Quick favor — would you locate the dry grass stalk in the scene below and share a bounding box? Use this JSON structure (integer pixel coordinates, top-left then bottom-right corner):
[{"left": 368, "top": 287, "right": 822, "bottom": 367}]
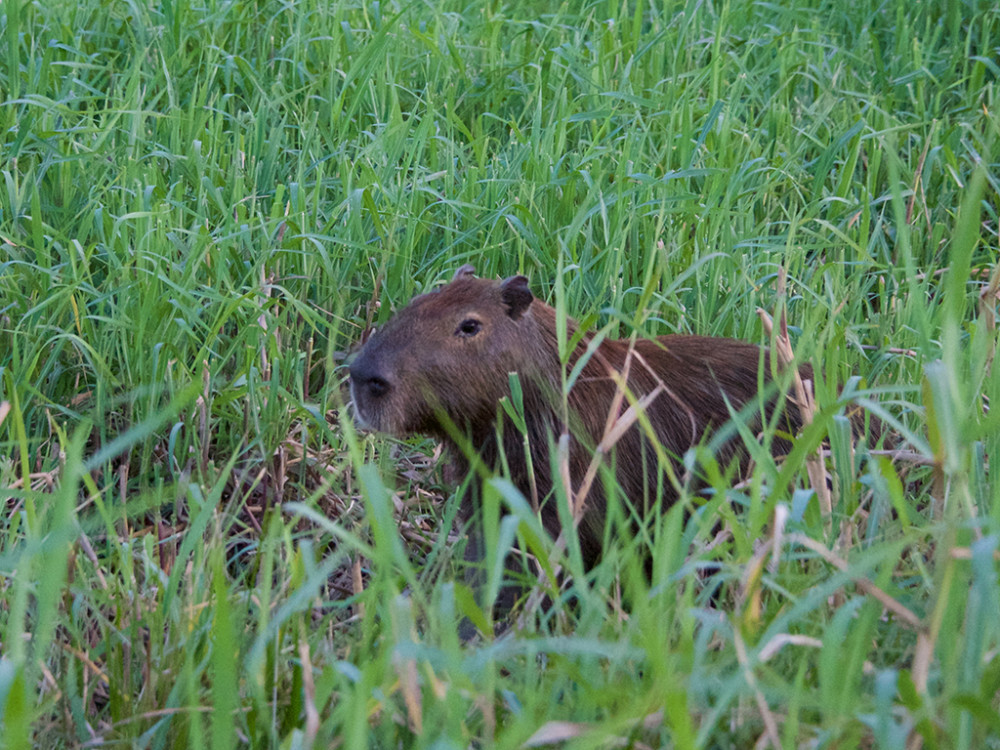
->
[
  {"left": 757, "top": 633, "right": 823, "bottom": 662},
  {"left": 755, "top": 299, "right": 832, "bottom": 532},
  {"left": 351, "top": 555, "right": 365, "bottom": 619},
  {"left": 786, "top": 533, "right": 923, "bottom": 630},
  {"left": 733, "top": 629, "right": 782, "bottom": 749},
  {"left": 199, "top": 359, "right": 210, "bottom": 475},
  {"left": 978, "top": 259, "right": 1000, "bottom": 379},
  {"left": 520, "top": 342, "right": 669, "bottom": 626},
  {"left": 394, "top": 650, "right": 423, "bottom": 735},
  {"left": 523, "top": 710, "right": 665, "bottom": 748},
  {"left": 949, "top": 546, "right": 1000, "bottom": 561},
  {"left": 297, "top": 628, "right": 320, "bottom": 750},
  {"left": 906, "top": 120, "right": 935, "bottom": 236}
]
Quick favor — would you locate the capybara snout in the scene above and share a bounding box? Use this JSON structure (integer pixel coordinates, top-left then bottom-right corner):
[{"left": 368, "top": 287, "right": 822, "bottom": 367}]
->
[{"left": 347, "top": 356, "right": 391, "bottom": 427}]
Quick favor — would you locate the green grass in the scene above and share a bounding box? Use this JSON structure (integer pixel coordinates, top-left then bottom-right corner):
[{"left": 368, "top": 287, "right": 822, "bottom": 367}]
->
[{"left": 1, "top": 0, "right": 999, "bottom": 746}]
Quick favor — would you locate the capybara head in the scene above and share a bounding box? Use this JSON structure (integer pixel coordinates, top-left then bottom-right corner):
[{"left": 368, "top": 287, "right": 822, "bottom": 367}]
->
[{"left": 349, "top": 265, "right": 558, "bottom": 439}]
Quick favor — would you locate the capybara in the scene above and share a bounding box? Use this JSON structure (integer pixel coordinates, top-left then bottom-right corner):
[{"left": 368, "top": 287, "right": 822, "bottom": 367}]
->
[{"left": 350, "top": 266, "right": 842, "bottom": 601}]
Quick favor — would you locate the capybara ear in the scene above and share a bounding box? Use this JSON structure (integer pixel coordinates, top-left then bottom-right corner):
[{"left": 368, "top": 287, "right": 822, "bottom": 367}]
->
[
  {"left": 500, "top": 275, "right": 533, "bottom": 319},
  {"left": 453, "top": 264, "right": 476, "bottom": 281}
]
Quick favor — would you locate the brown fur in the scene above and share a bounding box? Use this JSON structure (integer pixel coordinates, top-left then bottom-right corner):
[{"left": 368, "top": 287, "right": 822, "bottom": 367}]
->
[{"left": 350, "top": 268, "right": 822, "bottom": 566}]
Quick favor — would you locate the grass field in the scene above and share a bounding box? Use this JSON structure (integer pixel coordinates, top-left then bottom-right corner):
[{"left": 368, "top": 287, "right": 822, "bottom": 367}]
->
[{"left": 2, "top": 0, "right": 999, "bottom": 746}]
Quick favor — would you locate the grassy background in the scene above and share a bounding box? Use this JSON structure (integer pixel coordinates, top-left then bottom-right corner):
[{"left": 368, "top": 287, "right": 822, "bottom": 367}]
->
[{"left": 1, "top": 0, "right": 999, "bottom": 747}]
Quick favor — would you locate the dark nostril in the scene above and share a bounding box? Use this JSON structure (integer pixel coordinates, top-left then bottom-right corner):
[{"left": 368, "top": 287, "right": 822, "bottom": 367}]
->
[
  {"left": 364, "top": 375, "right": 389, "bottom": 398},
  {"left": 350, "top": 357, "right": 390, "bottom": 399}
]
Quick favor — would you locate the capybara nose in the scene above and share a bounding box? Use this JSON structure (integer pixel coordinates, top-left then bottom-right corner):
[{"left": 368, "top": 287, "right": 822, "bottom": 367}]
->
[{"left": 349, "top": 361, "right": 390, "bottom": 399}]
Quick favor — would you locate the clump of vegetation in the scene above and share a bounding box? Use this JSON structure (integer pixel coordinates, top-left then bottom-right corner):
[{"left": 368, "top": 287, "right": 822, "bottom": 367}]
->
[{"left": 1, "top": 0, "right": 997, "bottom": 747}]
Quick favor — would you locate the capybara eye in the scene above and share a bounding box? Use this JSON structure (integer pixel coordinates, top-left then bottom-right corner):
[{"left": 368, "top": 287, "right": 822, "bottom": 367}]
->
[{"left": 455, "top": 318, "right": 482, "bottom": 337}]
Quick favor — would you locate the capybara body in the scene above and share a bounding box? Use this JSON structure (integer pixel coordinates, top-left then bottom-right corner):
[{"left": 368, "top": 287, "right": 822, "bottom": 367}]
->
[{"left": 350, "top": 267, "right": 809, "bottom": 566}]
